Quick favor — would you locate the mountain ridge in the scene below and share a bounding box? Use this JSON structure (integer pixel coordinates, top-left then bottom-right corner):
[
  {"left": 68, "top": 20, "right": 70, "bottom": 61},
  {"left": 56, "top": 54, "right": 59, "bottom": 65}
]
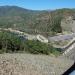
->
[{"left": 0, "top": 6, "right": 75, "bottom": 35}]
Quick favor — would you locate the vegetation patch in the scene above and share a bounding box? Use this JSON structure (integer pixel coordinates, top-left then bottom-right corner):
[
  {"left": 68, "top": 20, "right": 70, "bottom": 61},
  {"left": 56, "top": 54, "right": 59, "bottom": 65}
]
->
[{"left": 0, "top": 31, "right": 61, "bottom": 56}]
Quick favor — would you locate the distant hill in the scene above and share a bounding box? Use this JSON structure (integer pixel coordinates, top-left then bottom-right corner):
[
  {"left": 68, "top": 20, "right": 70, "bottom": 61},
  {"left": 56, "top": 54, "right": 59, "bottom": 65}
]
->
[
  {"left": 0, "top": 6, "right": 75, "bottom": 35},
  {"left": 0, "top": 6, "right": 43, "bottom": 33}
]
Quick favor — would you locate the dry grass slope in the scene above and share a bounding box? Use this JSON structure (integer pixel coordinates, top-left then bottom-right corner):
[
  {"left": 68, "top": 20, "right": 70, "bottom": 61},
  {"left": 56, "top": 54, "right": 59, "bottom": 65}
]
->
[{"left": 0, "top": 53, "right": 74, "bottom": 75}]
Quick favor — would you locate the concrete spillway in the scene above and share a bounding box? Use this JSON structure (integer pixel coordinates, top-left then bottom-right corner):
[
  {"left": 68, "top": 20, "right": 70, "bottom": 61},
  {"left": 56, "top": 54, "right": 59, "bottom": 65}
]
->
[
  {"left": 63, "top": 43, "right": 75, "bottom": 60},
  {"left": 50, "top": 36, "right": 75, "bottom": 60},
  {"left": 56, "top": 38, "right": 75, "bottom": 61}
]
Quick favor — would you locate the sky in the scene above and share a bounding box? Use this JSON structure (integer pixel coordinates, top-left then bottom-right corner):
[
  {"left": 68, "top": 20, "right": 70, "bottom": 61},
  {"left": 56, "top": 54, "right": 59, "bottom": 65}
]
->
[
  {"left": 0, "top": 0, "right": 75, "bottom": 10},
  {"left": 70, "top": 70, "right": 75, "bottom": 75}
]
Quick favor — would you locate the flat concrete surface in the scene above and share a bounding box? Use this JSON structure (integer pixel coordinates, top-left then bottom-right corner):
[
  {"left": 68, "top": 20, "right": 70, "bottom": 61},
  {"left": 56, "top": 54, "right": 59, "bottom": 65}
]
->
[{"left": 0, "top": 53, "right": 74, "bottom": 75}]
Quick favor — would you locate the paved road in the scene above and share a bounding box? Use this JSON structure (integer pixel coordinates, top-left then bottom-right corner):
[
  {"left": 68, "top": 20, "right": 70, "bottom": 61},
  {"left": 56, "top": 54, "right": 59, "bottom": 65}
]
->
[
  {"left": 0, "top": 28, "right": 48, "bottom": 43},
  {"left": 48, "top": 33, "right": 75, "bottom": 41}
]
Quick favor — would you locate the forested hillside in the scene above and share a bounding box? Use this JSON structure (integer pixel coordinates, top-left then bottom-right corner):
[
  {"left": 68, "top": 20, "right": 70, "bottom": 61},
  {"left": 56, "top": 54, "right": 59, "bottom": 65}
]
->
[{"left": 0, "top": 6, "right": 75, "bottom": 35}]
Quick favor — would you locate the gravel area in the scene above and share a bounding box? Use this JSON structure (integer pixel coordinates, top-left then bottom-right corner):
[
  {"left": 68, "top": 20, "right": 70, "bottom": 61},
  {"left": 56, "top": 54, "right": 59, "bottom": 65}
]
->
[{"left": 0, "top": 53, "right": 74, "bottom": 75}]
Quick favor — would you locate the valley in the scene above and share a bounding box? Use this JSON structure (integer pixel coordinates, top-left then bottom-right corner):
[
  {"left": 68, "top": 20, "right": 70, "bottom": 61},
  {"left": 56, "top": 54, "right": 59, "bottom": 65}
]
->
[{"left": 0, "top": 6, "right": 75, "bottom": 75}]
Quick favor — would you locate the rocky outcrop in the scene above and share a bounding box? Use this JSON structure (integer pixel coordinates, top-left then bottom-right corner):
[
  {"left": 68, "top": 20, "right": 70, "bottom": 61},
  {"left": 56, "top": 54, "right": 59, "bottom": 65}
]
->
[{"left": 61, "top": 16, "right": 75, "bottom": 33}]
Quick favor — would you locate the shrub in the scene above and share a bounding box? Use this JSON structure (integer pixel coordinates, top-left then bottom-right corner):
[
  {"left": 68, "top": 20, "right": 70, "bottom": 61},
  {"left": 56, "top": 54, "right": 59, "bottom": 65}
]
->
[{"left": 0, "top": 31, "right": 61, "bottom": 55}]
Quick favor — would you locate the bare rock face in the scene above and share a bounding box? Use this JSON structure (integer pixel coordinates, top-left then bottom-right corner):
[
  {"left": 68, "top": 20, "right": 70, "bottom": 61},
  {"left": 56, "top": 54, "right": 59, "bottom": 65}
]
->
[
  {"left": 61, "top": 16, "right": 75, "bottom": 33},
  {"left": 0, "top": 53, "right": 74, "bottom": 75}
]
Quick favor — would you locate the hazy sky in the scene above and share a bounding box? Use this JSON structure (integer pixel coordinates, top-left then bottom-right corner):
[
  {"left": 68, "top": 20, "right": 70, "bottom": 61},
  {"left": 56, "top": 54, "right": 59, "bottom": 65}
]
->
[{"left": 0, "top": 0, "right": 75, "bottom": 10}]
